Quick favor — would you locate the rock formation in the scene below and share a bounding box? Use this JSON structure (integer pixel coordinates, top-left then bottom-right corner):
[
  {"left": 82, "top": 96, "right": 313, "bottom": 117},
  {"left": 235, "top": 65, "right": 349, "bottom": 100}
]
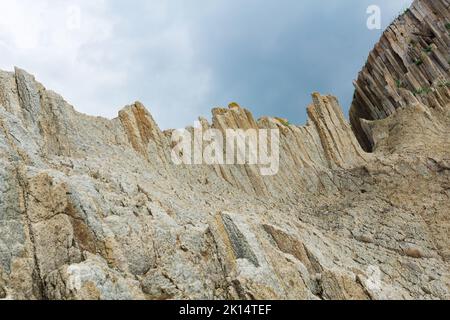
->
[
  {"left": 350, "top": 0, "right": 450, "bottom": 151},
  {"left": 0, "top": 0, "right": 449, "bottom": 300}
]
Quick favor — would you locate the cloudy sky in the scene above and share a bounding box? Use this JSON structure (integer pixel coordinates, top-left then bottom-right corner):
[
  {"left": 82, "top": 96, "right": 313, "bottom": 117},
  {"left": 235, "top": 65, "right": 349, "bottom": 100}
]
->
[{"left": 0, "top": 0, "right": 413, "bottom": 129}]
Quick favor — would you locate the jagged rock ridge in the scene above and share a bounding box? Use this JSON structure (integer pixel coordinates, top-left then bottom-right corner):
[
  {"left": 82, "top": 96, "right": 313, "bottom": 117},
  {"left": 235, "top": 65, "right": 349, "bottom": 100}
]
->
[{"left": 0, "top": 0, "right": 449, "bottom": 300}]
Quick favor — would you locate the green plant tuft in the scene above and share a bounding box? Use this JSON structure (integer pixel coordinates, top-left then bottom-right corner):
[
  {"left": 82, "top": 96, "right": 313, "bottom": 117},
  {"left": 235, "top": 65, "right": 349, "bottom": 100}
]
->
[
  {"left": 275, "top": 117, "right": 291, "bottom": 127},
  {"left": 413, "top": 87, "right": 431, "bottom": 95},
  {"left": 414, "top": 58, "right": 424, "bottom": 66}
]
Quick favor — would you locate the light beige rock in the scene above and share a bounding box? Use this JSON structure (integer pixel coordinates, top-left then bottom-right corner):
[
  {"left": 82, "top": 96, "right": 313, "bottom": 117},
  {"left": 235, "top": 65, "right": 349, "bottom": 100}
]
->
[{"left": 0, "top": 0, "right": 449, "bottom": 300}]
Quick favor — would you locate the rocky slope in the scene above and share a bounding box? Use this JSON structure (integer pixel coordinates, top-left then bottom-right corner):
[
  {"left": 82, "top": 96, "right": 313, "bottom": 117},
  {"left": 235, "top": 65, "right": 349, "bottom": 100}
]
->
[{"left": 0, "top": 0, "right": 449, "bottom": 300}]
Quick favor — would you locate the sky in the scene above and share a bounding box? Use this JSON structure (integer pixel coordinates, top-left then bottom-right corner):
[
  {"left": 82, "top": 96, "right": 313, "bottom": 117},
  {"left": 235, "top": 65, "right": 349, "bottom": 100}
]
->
[{"left": 0, "top": 0, "right": 413, "bottom": 129}]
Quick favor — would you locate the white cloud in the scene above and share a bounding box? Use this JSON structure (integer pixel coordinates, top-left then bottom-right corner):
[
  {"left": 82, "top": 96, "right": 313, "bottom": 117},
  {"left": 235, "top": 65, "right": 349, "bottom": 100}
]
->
[
  {"left": 0, "top": 0, "right": 213, "bottom": 129},
  {"left": 0, "top": 1, "right": 125, "bottom": 111}
]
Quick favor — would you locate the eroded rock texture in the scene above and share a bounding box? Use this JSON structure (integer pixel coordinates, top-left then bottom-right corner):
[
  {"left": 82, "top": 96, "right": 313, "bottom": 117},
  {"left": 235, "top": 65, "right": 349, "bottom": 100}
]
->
[
  {"left": 350, "top": 0, "right": 450, "bottom": 151},
  {"left": 0, "top": 0, "right": 449, "bottom": 300}
]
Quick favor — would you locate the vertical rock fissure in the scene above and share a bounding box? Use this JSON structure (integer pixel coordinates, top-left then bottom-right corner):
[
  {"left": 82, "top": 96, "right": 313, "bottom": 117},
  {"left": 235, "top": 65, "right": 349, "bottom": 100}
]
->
[{"left": 14, "top": 167, "right": 46, "bottom": 300}]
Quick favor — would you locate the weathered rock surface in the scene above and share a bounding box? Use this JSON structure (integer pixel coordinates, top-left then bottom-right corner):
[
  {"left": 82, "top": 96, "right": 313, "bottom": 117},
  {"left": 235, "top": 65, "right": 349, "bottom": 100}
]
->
[
  {"left": 350, "top": 0, "right": 450, "bottom": 151},
  {"left": 0, "top": 0, "right": 449, "bottom": 300}
]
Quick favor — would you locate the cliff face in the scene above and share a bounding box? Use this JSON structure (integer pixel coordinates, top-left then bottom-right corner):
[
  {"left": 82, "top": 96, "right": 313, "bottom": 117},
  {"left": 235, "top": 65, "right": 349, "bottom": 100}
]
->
[
  {"left": 0, "top": 0, "right": 449, "bottom": 300},
  {"left": 350, "top": 0, "right": 450, "bottom": 151}
]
